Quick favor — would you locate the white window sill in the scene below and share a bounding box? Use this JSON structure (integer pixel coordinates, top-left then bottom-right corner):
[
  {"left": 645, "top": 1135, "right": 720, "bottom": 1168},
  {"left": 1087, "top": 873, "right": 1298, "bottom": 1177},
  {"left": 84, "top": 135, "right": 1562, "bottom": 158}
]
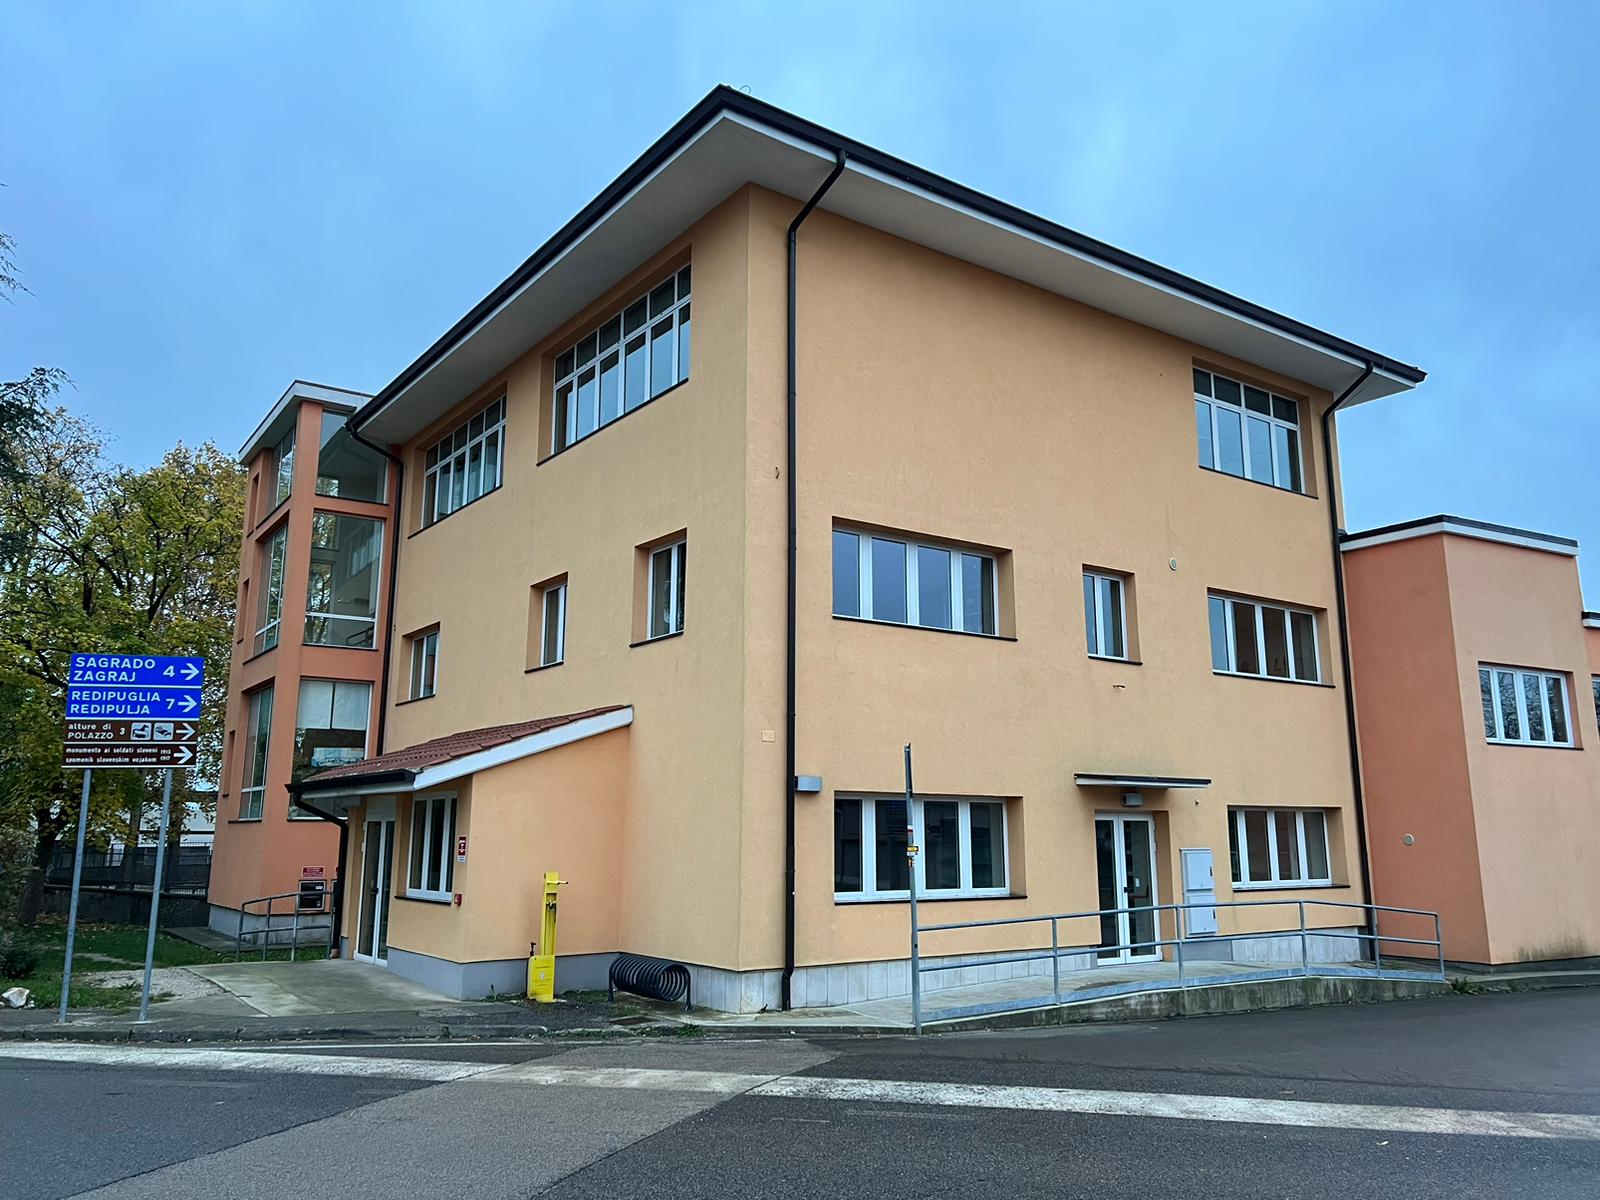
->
[
  {"left": 832, "top": 613, "right": 1010, "bottom": 641},
  {"left": 403, "top": 889, "right": 453, "bottom": 905},
  {"left": 1230, "top": 880, "right": 1334, "bottom": 891},
  {"left": 1484, "top": 738, "right": 1576, "bottom": 749},
  {"left": 1087, "top": 652, "right": 1138, "bottom": 664},
  {"left": 1212, "top": 669, "right": 1328, "bottom": 688},
  {"left": 834, "top": 889, "right": 1012, "bottom": 904}
]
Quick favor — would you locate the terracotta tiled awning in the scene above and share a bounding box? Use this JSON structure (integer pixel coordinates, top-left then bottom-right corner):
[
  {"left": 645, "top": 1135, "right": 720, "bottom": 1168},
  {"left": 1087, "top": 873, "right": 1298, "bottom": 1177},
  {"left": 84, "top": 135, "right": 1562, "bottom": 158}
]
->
[{"left": 291, "top": 706, "right": 629, "bottom": 797}]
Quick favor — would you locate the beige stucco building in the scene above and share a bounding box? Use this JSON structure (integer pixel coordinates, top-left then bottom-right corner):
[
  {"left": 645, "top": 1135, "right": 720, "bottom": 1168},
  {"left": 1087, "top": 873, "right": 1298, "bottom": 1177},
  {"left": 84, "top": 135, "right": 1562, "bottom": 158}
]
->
[
  {"left": 1344, "top": 517, "right": 1600, "bottom": 967},
  {"left": 233, "top": 89, "right": 1432, "bottom": 1008}
]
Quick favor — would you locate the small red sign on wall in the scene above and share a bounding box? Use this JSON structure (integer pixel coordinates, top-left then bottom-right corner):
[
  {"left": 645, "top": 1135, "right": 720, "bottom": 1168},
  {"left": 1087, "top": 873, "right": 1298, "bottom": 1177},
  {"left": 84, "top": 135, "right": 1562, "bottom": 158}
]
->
[
  {"left": 455, "top": 835, "right": 467, "bottom": 863},
  {"left": 301, "top": 865, "right": 325, "bottom": 879}
]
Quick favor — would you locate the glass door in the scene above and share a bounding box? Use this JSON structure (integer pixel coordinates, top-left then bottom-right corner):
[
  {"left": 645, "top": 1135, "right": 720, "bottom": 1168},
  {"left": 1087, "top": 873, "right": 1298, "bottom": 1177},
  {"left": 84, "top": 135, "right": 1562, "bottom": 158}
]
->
[
  {"left": 354, "top": 815, "right": 393, "bottom": 964},
  {"left": 1095, "top": 815, "right": 1161, "bottom": 963}
]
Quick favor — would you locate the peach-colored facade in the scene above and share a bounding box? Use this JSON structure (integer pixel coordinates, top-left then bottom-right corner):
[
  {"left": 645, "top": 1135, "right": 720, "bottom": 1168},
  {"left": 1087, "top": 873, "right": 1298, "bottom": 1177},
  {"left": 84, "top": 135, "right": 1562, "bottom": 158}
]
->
[
  {"left": 1346, "top": 520, "right": 1600, "bottom": 966},
  {"left": 254, "top": 91, "right": 1430, "bottom": 1008},
  {"left": 208, "top": 384, "right": 396, "bottom": 932}
]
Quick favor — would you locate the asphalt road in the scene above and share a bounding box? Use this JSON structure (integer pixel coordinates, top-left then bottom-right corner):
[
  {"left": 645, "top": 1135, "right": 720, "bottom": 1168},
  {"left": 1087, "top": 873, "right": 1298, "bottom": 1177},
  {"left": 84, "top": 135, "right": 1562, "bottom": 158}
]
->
[{"left": 3, "top": 990, "right": 1597, "bottom": 1199}]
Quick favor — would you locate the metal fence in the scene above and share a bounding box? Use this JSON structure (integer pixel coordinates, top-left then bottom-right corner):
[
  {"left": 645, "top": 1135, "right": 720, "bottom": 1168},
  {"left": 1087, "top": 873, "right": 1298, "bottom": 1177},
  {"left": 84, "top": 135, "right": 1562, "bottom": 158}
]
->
[
  {"left": 46, "top": 844, "right": 212, "bottom": 894},
  {"left": 910, "top": 897, "right": 1444, "bottom": 1032},
  {"left": 236, "top": 890, "right": 335, "bottom": 960}
]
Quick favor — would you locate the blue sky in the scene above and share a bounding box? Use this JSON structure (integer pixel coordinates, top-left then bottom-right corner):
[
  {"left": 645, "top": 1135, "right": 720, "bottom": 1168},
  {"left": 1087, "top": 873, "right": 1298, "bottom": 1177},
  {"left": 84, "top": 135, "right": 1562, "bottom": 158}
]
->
[{"left": 6, "top": 2, "right": 1597, "bottom": 598}]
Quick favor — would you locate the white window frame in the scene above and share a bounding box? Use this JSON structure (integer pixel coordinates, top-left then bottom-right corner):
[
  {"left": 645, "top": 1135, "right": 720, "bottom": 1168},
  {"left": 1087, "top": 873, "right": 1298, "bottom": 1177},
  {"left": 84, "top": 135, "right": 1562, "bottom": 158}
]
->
[
  {"left": 540, "top": 582, "right": 567, "bottom": 666},
  {"left": 271, "top": 426, "right": 295, "bottom": 508},
  {"left": 1229, "top": 807, "right": 1332, "bottom": 889},
  {"left": 304, "top": 513, "right": 383, "bottom": 648},
  {"left": 408, "top": 629, "right": 439, "bottom": 699},
  {"left": 405, "top": 793, "right": 457, "bottom": 901},
  {"left": 253, "top": 525, "right": 288, "bottom": 654},
  {"left": 647, "top": 541, "right": 685, "bottom": 640},
  {"left": 422, "top": 397, "right": 505, "bottom": 528},
  {"left": 1193, "top": 368, "right": 1304, "bottom": 493},
  {"left": 553, "top": 266, "right": 691, "bottom": 453},
  {"left": 1083, "top": 570, "right": 1129, "bottom": 660},
  {"left": 1479, "top": 665, "right": 1574, "bottom": 747},
  {"left": 834, "top": 795, "right": 1010, "bottom": 901},
  {"left": 239, "top": 684, "right": 274, "bottom": 820},
  {"left": 1208, "top": 592, "right": 1321, "bottom": 683},
  {"left": 833, "top": 528, "right": 1000, "bottom": 636}
]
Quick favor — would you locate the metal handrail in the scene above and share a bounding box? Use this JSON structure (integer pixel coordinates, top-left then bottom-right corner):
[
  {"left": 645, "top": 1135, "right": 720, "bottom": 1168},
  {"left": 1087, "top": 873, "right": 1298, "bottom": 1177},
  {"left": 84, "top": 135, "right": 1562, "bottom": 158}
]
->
[
  {"left": 236, "top": 890, "right": 335, "bottom": 961},
  {"left": 908, "top": 896, "right": 1444, "bottom": 1033}
]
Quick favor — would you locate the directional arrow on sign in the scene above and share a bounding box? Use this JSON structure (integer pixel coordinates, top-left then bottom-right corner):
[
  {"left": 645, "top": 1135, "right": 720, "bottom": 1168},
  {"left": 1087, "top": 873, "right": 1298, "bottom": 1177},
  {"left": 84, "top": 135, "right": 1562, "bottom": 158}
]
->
[
  {"left": 172, "top": 745, "right": 192, "bottom": 765},
  {"left": 181, "top": 662, "right": 200, "bottom": 680},
  {"left": 177, "top": 695, "right": 198, "bottom": 713}
]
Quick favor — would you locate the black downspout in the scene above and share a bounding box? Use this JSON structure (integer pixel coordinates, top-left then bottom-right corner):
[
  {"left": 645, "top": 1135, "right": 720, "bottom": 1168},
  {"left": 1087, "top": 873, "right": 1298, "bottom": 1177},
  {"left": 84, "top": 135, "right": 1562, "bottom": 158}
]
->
[
  {"left": 1321, "top": 361, "right": 1377, "bottom": 961},
  {"left": 783, "top": 153, "right": 847, "bottom": 1011},
  {"left": 292, "top": 795, "right": 348, "bottom": 952},
  {"left": 321, "top": 419, "right": 404, "bottom": 958}
]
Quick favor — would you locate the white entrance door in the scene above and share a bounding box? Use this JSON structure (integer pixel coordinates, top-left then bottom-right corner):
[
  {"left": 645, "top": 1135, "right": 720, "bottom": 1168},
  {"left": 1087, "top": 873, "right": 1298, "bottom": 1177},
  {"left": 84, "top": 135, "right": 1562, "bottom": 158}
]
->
[
  {"left": 354, "top": 803, "right": 395, "bottom": 965},
  {"left": 1095, "top": 814, "right": 1161, "bottom": 963}
]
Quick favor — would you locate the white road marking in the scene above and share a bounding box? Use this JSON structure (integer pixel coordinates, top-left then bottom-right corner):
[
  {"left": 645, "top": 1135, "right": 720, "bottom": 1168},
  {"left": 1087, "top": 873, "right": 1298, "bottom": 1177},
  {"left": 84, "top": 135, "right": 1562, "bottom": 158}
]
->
[
  {"left": 0, "top": 1043, "right": 497, "bottom": 1083},
  {"left": 5, "top": 1044, "right": 1598, "bottom": 1141}
]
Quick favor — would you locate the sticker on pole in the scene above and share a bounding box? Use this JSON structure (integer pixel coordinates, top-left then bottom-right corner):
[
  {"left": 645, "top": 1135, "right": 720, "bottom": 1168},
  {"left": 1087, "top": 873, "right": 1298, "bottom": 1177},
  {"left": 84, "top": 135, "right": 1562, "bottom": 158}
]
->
[{"left": 63, "top": 654, "right": 205, "bottom": 767}]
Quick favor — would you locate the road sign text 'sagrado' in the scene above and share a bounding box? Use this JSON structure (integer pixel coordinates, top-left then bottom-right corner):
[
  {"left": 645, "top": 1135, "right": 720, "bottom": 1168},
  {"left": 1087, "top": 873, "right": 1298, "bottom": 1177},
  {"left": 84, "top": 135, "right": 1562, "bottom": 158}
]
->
[{"left": 62, "top": 654, "right": 206, "bottom": 768}]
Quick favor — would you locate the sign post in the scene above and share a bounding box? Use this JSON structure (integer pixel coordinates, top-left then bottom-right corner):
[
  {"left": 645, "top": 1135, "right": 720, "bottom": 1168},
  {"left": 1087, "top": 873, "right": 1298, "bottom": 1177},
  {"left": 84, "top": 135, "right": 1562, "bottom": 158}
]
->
[{"left": 58, "top": 653, "right": 205, "bottom": 1025}]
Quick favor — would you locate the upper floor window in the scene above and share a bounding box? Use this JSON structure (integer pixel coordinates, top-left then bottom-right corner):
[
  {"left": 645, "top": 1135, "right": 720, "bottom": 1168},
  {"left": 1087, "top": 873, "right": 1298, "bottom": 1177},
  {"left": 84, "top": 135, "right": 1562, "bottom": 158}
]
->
[
  {"left": 1194, "top": 369, "right": 1303, "bottom": 493},
  {"left": 292, "top": 679, "right": 371, "bottom": 789},
  {"left": 647, "top": 541, "right": 686, "bottom": 640},
  {"left": 316, "top": 412, "right": 387, "bottom": 502},
  {"left": 253, "top": 525, "right": 288, "bottom": 654},
  {"left": 1479, "top": 665, "right": 1572, "bottom": 747},
  {"left": 540, "top": 581, "right": 567, "bottom": 667},
  {"left": 269, "top": 427, "right": 296, "bottom": 508},
  {"left": 1209, "top": 593, "right": 1320, "bottom": 683},
  {"left": 553, "top": 266, "right": 690, "bottom": 453},
  {"left": 305, "top": 514, "right": 382, "bottom": 649},
  {"left": 1083, "top": 571, "right": 1128, "bottom": 660},
  {"left": 1592, "top": 677, "right": 1599, "bottom": 733},
  {"left": 422, "top": 397, "right": 504, "bottom": 528},
  {"left": 408, "top": 629, "right": 439, "bottom": 699},
  {"left": 1229, "top": 807, "right": 1331, "bottom": 888},
  {"left": 833, "top": 528, "right": 998, "bottom": 636},
  {"left": 240, "top": 684, "right": 274, "bottom": 820}
]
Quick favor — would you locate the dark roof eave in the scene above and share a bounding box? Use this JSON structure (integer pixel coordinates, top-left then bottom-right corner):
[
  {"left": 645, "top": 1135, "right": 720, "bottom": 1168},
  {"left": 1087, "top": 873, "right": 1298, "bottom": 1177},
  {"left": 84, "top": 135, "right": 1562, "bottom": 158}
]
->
[
  {"left": 1341, "top": 513, "right": 1579, "bottom": 550},
  {"left": 288, "top": 767, "right": 417, "bottom": 796},
  {"left": 352, "top": 87, "right": 1424, "bottom": 434}
]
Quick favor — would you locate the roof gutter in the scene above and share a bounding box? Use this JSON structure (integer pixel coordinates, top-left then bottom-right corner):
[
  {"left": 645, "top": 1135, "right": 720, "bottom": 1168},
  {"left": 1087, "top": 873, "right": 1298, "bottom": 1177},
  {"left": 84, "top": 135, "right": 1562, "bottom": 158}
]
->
[
  {"left": 783, "top": 152, "right": 847, "bottom": 1012},
  {"left": 1321, "top": 362, "right": 1378, "bottom": 959}
]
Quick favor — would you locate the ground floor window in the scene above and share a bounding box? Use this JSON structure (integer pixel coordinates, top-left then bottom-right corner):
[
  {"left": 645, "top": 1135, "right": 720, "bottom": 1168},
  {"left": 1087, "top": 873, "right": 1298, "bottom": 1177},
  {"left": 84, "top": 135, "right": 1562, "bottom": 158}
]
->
[
  {"left": 406, "top": 794, "right": 457, "bottom": 900},
  {"left": 834, "top": 795, "right": 1008, "bottom": 900},
  {"left": 1228, "top": 807, "right": 1331, "bottom": 887}
]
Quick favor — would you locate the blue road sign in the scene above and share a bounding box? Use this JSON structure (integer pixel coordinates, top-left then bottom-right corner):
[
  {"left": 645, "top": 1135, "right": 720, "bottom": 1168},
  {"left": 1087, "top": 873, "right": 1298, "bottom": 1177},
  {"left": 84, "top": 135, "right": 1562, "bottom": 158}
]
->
[{"left": 66, "top": 654, "right": 205, "bottom": 720}]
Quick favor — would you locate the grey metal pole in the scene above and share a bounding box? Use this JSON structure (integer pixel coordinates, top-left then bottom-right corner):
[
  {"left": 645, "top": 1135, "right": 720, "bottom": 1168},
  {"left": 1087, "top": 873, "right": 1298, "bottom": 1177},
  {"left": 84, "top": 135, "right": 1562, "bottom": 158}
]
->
[
  {"left": 904, "top": 744, "right": 922, "bottom": 1035},
  {"left": 136, "top": 769, "right": 175, "bottom": 1023},
  {"left": 1299, "top": 900, "right": 1309, "bottom": 978},
  {"left": 57, "top": 768, "right": 94, "bottom": 1024}
]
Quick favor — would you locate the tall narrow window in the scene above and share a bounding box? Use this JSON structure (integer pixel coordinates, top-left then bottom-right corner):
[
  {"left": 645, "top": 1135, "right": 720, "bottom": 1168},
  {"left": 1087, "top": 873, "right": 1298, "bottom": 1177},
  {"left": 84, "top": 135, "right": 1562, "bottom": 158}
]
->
[
  {"left": 406, "top": 795, "right": 457, "bottom": 900},
  {"left": 315, "top": 411, "right": 386, "bottom": 501},
  {"left": 1193, "top": 369, "right": 1304, "bottom": 493},
  {"left": 647, "top": 540, "right": 686, "bottom": 639},
  {"left": 1478, "top": 666, "right": 1573, "bottom": 747},
  {"left": 270, "top": 426, "right": 296, "bottom": 508},
  {"left": 553, "top": 266, "right": 691, "bottom": 452},
  {"left": 305, "top": 514, "right": 383, "bottom": 648},
  {"left": 422, "top": 397, "right": 504, "bottom": 527},
  {"left": 254, "top": 526, "right": 288, "bottom": 654},
  {"left": 239, "top": 685, "right": 274, "bottom": 819},
  {"left": 1083, "top": 571, "right": 1128, "bottom": 660},
  {"left": 833, "top": 526, "right": 999, "bottom": 636},
  {"left": 408, "top": 629, "right": 438, "bottom": 699},
  {"left": 1209, "top": 593, "right": 1320, "bottom": 682},
  {"left": 541, "top": 583, "right": 567, "bottom": 666}
]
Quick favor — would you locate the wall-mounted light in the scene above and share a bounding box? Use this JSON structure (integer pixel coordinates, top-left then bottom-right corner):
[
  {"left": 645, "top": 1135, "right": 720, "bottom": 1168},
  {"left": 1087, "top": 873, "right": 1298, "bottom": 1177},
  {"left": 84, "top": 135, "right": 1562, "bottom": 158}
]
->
[
  {"left": 795, "top": 775, "right": 823, "bottom": 794},
  {"left": 1121, "top": 790, "right": 1144, "bottom": 808}
]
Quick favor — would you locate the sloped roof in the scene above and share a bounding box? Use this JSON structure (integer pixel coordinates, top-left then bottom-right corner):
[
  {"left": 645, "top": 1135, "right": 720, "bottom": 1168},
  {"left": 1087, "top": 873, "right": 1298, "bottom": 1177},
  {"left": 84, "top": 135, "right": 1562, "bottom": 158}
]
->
[{"left": 291, "top": 706, "right": 630, "bottom": 797}]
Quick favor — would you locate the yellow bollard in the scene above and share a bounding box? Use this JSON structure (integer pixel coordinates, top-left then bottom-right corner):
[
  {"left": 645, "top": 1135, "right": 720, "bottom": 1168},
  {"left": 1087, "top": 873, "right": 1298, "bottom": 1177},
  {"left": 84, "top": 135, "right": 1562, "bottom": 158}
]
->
[{"left": 527, "top": 871, "right": 565, "bottom": 1002}]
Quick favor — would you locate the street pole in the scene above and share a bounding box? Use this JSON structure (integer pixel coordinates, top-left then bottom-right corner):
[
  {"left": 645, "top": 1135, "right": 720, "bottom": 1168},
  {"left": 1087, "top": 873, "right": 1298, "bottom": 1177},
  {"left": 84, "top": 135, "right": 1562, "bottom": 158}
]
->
[
  {"left": 904, "top": 743, "right": 922, "bottom": 1035},
  {"left": 57, "top": 768, "right": 94, "bottom": 1024},
  {"left": 137, "top": 768, "right": 175, "bottom": 1023}
]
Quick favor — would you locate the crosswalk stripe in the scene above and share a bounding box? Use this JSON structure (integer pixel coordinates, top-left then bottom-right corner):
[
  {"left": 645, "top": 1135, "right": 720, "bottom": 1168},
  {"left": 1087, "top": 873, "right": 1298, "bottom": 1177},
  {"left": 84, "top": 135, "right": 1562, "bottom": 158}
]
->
[{"left": 5, "top": 1043, "right": 1597, "bottom": 1141}]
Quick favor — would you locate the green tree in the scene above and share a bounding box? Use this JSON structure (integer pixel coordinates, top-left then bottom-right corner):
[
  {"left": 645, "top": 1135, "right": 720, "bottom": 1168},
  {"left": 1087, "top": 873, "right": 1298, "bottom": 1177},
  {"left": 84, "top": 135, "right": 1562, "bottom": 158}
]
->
[{"left": 0, "top": 415, "right": 246, "bottom": 923}]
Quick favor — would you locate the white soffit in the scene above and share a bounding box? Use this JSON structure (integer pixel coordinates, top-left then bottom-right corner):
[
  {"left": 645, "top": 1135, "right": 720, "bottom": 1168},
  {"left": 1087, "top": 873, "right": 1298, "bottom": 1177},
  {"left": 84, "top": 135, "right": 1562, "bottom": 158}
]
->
[
  {"left": 361, "top": 112, "right": 1413, "bottom": 444},
  {"left": 1341, "top": 518, "right": 1579, "bottom": 557}
]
